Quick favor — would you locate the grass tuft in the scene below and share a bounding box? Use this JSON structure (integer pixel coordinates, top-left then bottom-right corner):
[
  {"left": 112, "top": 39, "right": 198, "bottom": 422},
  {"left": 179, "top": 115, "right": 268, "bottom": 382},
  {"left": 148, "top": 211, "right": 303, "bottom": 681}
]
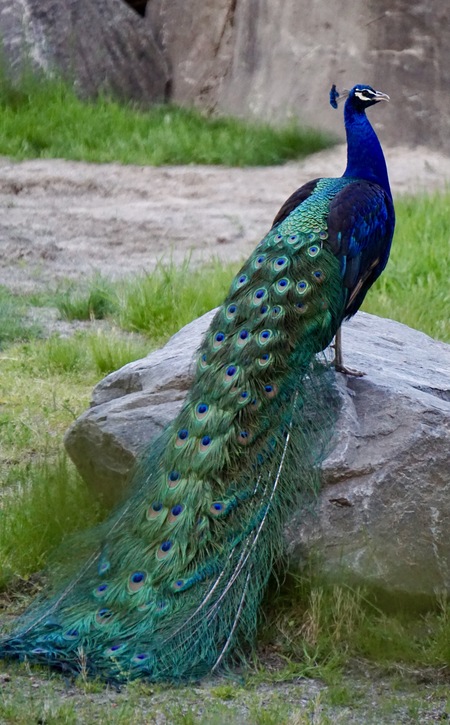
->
[
  {"left": 29, "top": 335, "right": 90, "bottom": 374},
  {"left": 117, "top": 258, "right": 237, "bottom": 340},
  {"left": 260, "top": 571, "right": 450, "bottom": 680},
  {"left": 0, "top": 455, "right": 103, "bottom": 589},
  {"left": 87, "top": 330, "right": 150, "bottom": 375},
  {"left": 54, "top": 277, "right": 118, "bottom": 322},
  {"left": 48, "top": 260, "right": 238, "bottom": 343},
  {"left": 0, "top": 286, "right": 40, "bottom": 348},
  {"left": 21, "top": 330, "right": 151, "bottom": 377}
]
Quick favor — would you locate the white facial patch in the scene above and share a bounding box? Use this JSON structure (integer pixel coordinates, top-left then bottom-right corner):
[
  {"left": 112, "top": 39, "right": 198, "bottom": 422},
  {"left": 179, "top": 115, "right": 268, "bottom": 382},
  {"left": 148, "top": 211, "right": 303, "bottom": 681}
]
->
[{"left": 354, "top": 90, "right": 375, "bottom": 102}]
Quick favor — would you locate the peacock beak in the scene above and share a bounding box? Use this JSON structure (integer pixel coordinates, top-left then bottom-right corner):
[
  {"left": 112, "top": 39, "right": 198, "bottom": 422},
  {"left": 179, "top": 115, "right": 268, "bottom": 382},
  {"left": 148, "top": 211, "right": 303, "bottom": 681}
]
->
[{"left": 374, "top": 91, "right": 390, "bottom": 103}]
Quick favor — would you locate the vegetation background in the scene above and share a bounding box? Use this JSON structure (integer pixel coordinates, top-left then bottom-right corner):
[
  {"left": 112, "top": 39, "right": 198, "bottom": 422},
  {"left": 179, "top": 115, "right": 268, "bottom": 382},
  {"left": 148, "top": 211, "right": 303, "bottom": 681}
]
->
[{"left": 0, "top": 71, "right": 449, "bottom": 723}]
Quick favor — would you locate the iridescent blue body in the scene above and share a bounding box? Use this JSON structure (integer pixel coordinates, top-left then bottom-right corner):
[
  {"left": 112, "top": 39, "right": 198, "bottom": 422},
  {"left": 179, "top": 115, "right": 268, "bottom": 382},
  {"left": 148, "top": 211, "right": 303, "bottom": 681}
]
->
[{"left": 0, "top": 85, "right": 395, "bottom": 682}]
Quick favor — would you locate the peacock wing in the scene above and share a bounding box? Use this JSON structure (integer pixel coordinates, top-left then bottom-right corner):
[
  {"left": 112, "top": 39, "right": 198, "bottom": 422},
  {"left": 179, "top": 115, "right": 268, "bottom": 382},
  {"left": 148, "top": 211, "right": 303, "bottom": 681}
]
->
[{"left": 326, "top": 180, "right": 395, "bottom": 318}]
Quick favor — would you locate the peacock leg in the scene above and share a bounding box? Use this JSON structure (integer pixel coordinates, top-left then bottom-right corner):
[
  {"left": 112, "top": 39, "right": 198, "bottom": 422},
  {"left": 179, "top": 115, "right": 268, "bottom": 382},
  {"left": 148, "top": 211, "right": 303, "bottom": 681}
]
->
[{"left": 333, "top": 326, "right": 365, "bottom": 377}]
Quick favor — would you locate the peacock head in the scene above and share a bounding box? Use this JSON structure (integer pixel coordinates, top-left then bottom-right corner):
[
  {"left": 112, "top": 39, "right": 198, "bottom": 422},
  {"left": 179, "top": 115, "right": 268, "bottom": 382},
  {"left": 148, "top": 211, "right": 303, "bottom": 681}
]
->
[{"left": 330, "top": 84, "right": 389, "bottom": 111}]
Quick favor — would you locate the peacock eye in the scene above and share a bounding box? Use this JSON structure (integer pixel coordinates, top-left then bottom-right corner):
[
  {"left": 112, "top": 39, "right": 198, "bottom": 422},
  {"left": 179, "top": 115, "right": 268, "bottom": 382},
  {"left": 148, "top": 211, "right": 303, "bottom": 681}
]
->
[
  {"left": 167, "top": 470, "right": 181, "bottom": 488},
  {"left": 131, "top": 572, "right": 145, "bottom": 582},
  {"left": 176, "top": 428, "right": 189, "bottom": 447},
  {"left": 274, "top": 257, "right": 287, "bottom": 270},
  {"left": 225, "top": 365, "right": 237, "bottom": 378},
  {"left": 235, "top": 274, "right": 248, "bottom": 288}
]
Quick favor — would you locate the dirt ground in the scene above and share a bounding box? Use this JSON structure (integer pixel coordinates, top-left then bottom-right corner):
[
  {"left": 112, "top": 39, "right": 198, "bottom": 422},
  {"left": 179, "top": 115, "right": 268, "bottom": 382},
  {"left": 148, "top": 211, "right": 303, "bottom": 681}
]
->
[{"left": 1, "top": 144, "right": 450, "bottom": 293}]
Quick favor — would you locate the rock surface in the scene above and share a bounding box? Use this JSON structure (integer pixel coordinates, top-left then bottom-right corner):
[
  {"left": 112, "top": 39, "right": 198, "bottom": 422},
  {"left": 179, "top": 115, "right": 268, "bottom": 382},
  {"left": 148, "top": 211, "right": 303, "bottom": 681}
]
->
[
  {"left": 0, "top": 0, "right": 169, "bottom": 104},
  {"left": 148, "top": 0, "right": 450, "bottom": 153},
  {"left": 65, "top": 311, "right": 450, "bottom": 597}
]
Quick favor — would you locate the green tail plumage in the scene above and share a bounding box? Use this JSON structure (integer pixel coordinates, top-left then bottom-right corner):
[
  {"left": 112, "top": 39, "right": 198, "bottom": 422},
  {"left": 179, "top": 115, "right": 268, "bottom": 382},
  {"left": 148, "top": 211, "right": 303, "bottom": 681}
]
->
[
  {"left": 0, "top": 84, "right": 395, "bottom": 682},
  {"left": 0, "top": 186, "right": 345, "bottom": 681}
]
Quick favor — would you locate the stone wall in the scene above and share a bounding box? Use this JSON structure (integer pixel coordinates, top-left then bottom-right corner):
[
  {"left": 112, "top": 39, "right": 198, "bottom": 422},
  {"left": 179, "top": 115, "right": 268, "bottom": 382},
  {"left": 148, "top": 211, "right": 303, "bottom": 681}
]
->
[
  {"left": 148, "top": 0, "right": 450, "bottom": 151},
  {"left": 0, "top": 0, "right": 169, "bottom": 105}
]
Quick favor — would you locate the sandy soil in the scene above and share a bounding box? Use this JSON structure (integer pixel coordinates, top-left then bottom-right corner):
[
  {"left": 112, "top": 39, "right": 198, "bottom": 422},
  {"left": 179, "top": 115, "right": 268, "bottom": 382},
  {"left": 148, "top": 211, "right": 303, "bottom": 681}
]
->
[{"left": 1, "top": 144, "right": 450, "bottom": 293}]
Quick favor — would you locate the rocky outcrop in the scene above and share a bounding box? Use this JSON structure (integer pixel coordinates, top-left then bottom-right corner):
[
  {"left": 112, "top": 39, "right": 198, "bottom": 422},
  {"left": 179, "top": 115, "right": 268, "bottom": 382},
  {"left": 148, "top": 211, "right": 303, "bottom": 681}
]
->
[
  {"left": 287, "top": 314, "right": 450, "bottom": 600},
  {"left": 65, "top": 311, "right": 450, "bottom": 597},
  {"left": 148, "top": 0, "right": 450, "bottom": 153},
  {"left": 1, "top": 0, "right": 447, "bottom": 149},
  {"left": 0, "top": 0, "right": 169, "bottom": 104},
  {"left": 147, "top": 0, "right": 235, "bottom": 111}
]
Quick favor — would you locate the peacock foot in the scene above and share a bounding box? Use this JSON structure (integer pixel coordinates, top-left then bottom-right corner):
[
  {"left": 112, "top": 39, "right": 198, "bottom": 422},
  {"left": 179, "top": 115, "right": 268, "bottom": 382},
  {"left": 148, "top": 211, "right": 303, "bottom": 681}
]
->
[
  {"left": 333, "top": 327, "right": 365, "bottom": 377},
  {"left": 333, "top": 361, "right": 365, "bottom": 377}
]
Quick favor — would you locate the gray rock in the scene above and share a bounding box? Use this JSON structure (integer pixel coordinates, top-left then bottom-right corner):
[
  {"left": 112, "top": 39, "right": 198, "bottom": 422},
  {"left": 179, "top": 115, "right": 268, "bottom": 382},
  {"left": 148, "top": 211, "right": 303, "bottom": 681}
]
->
[
  {"left": 147, "top": 0, "right": 234, "bottom": 110},
  {"left": 65, "top": 311, "right": 450, "bottom": 597},
  {"left": 287, "top": 314, "right": 450, "bottom": 599},
  {"left": 65, "top": 311, "right": 215, "bottom": 504},
  {"left": 0, "top": 0, "right": 169, "bottom": 105},
  {"left": 148, "top": 0, "right": 450, "bottom": 154}
]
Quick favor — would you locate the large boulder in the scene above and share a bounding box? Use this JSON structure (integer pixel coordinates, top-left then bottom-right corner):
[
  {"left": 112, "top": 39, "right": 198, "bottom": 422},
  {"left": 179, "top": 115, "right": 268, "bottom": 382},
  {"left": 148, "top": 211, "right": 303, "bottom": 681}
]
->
[
  {"left": 148, "top": 0, "right": 450, "bottom": 154},
  {"left": 65, "top": 311, "right": 450, "bottom": 598},
  {"left": 147, "top": 0, "right": 234, "bottom": 111},
  {"left": 0, "top": 0, "right": 169, "bottom": 104}
]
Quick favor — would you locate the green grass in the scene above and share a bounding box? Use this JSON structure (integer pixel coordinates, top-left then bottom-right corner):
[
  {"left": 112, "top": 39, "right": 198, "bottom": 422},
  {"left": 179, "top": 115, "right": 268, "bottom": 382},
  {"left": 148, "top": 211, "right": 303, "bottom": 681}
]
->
[
  {"left": 22, "top": 331, "right": 149, "bottom": 377},
  {"left": 86, "top": 331, "right": 150, "bottom": 375},
  {"left": 0, "top": 70, "right": 332, "bottom": 166},
  {"left": 0, "top": 328, "right": 149, "bottom": 590},
  {"left": 362, "top": 192, "right": 450, "bottom": 342},
  {"left": 53, "top": 276, "right": 118, "bottom": 322},
  {"left": 0, "top": 455, "right": 103, "bottom": 589},
  {"left": 260, "top": 572, "right": 450, "bottom": 678},
  {"left": 51, "top": 259, "right": 239, "bottom": 342},
  {"left": 0, "top": 286, "right": 40, "bottom": 348},
  {"left": 117, "top": 259, "right": 237, "bottom": 339}
]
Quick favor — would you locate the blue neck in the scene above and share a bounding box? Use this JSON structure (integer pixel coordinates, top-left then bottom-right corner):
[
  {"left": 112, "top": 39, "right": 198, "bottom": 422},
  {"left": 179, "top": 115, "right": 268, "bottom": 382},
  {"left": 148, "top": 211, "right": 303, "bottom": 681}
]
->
[{"left": 343, "top": 102, "right": 392, "bottom": 198}]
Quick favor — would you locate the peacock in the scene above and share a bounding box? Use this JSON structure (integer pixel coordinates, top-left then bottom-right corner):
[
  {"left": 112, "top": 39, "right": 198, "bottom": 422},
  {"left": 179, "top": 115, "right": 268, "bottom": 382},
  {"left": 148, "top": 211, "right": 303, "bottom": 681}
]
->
[{"left": 0, "top": 84, "right": 395, "bottom": 683}]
